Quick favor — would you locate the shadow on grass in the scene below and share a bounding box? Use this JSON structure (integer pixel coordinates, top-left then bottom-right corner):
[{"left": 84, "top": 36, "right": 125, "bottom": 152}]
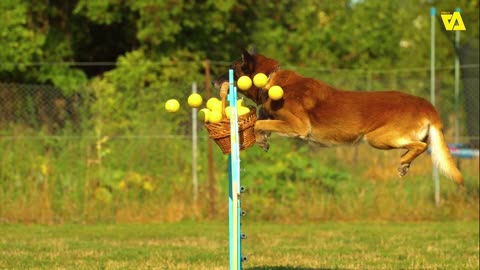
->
[{"left": 246, "top": 267, "right": 346, "bottom": 270}]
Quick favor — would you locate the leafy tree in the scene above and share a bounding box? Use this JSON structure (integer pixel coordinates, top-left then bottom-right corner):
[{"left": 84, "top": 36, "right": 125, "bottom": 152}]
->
[{"left": 0, "top": 1, "right": 45, "bottom": 75}]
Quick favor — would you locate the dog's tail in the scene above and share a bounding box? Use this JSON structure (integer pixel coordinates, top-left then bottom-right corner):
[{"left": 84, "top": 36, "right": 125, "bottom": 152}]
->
[{"left": 429, "top": 124, "right": 464, "bottom": 185}]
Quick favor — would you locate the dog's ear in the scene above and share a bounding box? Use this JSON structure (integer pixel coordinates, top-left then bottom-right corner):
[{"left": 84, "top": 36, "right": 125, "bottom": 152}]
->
[
  {"left": 241, "top": 48, "right": 255, "bottom": 74},
  {"left": 241, "top": 48, "right": 252, "bottom": 62}
]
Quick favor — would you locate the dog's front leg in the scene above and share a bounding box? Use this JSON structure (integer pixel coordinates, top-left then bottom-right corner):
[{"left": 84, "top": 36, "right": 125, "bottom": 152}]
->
[
  {"left": 254, "top": 118, "right": 310, "bottom": 151},
  {"left": 255, "top": 107, "right": 272, "bottom": 151}
]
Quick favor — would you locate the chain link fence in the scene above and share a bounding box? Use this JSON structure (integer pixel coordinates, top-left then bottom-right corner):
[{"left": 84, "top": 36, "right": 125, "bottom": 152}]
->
[
  {"left": 0, "top": 83, "right": 86, "bottom": 133},
  {"left": 2, "top": 65, "right": 477, "bottom": 139}
]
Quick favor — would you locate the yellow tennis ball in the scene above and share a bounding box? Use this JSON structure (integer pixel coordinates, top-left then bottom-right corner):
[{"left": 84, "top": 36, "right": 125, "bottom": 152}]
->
[
  {"left": 206, "top": 97, "right": 221, "bottom": 110},
  {"left": 236, "top": 99, "right": 245, "bottom": 107},
  {"left": 225, "top": 106, "right": 231, "bottom": 119},
  {"left": 237, "top": 76, "right": 252, "bottom": 90},
  {"left": 268, "top": 86, "right": 284, "bottom": 100},
  {"left": 210, "top": 101, "right": 222, "bottom": 113},
  {"left": 253, "top": 73, "right": 268, "bottom": 88},
  {"left": 238, "top": 106, "right": 250, "bottom": 116},
  {"left": 198, "top": 108, "right": 210, "bottom": 122},
  {"left": 208, "top": 110, "right": 223, "bottom": 123},
  {"left": 225, "top": 105, "right": 250, "bottom": 119},
  {"left": 188, "top": 93, "right": 203, "bottom": 108},
  {"left": 165, "top": 99, "right": 180, "bottom": 112}
]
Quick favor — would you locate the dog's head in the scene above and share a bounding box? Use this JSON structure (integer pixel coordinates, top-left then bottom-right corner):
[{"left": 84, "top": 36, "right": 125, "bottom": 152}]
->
[{"left": 214, "top": 49, "right": 280, "bottom": 103}]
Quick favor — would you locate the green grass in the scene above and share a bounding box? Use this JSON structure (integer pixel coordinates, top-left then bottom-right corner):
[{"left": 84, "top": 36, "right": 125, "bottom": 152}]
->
[{"left": 0, "top": 221, "right": 478, "bottom": 269}]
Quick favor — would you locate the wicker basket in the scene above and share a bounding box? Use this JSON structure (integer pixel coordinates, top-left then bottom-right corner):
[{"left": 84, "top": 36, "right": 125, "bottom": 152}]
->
[{"left": 204, "top": 83, "right": 257, "bottom": 154}]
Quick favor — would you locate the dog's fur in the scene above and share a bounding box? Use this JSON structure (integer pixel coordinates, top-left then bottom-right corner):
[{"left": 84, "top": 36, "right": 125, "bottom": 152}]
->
[{"left": 214, "top": 49, "right": 463, "bottom": 185}]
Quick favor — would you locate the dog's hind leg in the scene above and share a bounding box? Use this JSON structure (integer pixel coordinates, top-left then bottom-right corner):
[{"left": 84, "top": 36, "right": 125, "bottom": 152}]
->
[
  {"left": 397, "top": 141, "right": 428, "bottom": 177},
  {"left": 365, "top": 126, "right": 428, "bottom": 177}
]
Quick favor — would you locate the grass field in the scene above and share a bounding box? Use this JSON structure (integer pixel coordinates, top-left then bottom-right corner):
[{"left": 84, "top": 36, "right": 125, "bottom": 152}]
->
[{"left": 0, "top": 221, "right": 478, "bottom": 270}]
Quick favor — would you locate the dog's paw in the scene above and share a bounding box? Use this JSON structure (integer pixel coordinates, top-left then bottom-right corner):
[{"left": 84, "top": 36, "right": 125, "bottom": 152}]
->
[
  {"left": 398, "top": 163, "right": 410, "bottom": 177},
  {"left": 258, "top": 141, "right": 270, "bottom": 152},
  {"left": 256, "top": 139, "right": 270, "bottom": 152},
  {"left": 255, "top": 131, "right": 270, "bottom": 152},
  {"left": 262, "top": 142, "right": 270, "bottom": 152}
]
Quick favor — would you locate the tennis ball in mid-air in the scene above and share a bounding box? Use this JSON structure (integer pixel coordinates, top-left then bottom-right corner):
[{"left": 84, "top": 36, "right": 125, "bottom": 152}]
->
[
  {"left": 208, "top": 110, "right": 223, "bottom": 123},
  {"left": 237, "top": 76, "right": 252, "bottom": 90},
  {"left": 268, "top": 86, "right": 284, "bottom": 100},
  {"left": 253, "top": 73, "right": 268, "bottom": 88},
  {"left": 165, "top": 99, "right": 180, "bottom": 112},
  {"left": 188, "top": 93, "right": 203, "bottom": 108}
]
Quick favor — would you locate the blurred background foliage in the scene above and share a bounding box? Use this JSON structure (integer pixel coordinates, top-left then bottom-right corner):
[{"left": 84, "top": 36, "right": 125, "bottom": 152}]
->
[
  {"left": 0, "top": 0, "right": 478, "bottom": 223},
  {"left": 1, "top": 0, "right": 478, "bottom": 85}
]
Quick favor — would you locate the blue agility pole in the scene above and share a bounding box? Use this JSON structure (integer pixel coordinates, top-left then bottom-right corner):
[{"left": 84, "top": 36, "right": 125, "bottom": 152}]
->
[{"left": 228, "top": 69, "right": 243, "bottom": 270}]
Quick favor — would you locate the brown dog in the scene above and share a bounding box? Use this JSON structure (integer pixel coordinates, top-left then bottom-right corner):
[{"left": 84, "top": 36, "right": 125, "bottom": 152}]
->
[{"left": 214, "top": 50, "right": 463, "bottom": 185}]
